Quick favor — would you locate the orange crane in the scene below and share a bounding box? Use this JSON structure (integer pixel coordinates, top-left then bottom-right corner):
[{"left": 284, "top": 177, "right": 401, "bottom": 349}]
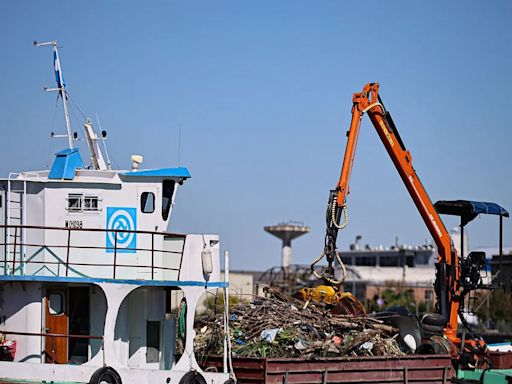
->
[
  {"left": 312, "top": 83, "right": 511, "bottom": 368},
  {"left": 311, "top": 83, "right": 462, "bottom": 344}
]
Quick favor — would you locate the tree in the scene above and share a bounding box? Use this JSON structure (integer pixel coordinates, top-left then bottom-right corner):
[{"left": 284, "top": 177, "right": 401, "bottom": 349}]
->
[{"left": 476, "top": 289, "right": 512, "bottom": 331}]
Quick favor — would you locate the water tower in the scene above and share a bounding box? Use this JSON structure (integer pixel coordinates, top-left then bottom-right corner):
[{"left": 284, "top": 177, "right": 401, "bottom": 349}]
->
[{"left": 264, "top": 221, "right": 310, "bottom": 270}]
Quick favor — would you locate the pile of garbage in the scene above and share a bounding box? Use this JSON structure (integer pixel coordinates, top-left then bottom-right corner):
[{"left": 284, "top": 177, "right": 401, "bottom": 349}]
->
[{"left": 195, "top": 288, "right": 404, "bottom": 359}]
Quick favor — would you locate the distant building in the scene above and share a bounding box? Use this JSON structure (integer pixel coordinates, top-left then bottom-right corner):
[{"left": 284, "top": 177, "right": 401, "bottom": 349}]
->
[
  {"left": 344, "top": 266, "right": 435, "bottom": 304},
  {"left": 490, "top": 250, "right": 512, "bottom": 292},
  {"left": 221, "top": 270, "right": 264, "bottom": 300},
  {"left": 341, "top": 247, "right": 434, "bottom": 267},
  {"left": 339, "top": 237, "right": 437, "bottom": 309}
]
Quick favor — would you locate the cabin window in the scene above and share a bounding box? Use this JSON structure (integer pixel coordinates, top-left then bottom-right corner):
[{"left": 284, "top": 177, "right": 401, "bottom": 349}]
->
[
  {"left": 141, "top": 192, "right": 155, "bottom": 213},
  {"left": 67, "top": 194, "right": 100, "bottom": 212},
  {"left": 162, "top": 180, "right": 175, "bottom": 221},
  {"left": 84, "top": 196, "right": 99, "bottom": 211},
  {"left": 48, "top": 293, "right": 64, "bottom": 315},
  {"left": 68, "top": 194, "right": 83, "bottom": 212}
]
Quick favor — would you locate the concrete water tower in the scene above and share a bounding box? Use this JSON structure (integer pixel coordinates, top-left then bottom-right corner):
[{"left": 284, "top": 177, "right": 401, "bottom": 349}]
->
[{"left": 264, "top": 221, "right": 310, "bottom": 270}]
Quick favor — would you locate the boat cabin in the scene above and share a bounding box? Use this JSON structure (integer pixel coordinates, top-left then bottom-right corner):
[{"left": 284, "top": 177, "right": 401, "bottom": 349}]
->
[{"left": 0, "top": 41, "right": 232, "bottom": 384}]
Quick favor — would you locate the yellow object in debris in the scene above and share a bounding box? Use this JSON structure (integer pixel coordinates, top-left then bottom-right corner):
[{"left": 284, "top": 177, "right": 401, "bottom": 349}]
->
[
  {"left": 298, "top": 285, "right": 366, "bottom": 315},
  {"left": 298, "top": 285, "right": 337, "bottom": 304}
]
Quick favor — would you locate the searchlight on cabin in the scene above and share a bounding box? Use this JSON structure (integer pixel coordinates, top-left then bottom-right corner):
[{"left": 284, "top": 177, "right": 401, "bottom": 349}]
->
[{"left": 131, "top": 155, "right": 143, "bottom": 171}]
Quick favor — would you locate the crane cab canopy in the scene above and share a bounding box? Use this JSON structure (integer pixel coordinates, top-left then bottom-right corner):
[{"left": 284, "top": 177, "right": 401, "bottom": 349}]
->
[{"left": 434, "top": 200, "right": 509, "bottom": 227}]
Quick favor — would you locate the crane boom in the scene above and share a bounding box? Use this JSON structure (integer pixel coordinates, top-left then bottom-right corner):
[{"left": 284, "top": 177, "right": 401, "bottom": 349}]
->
[{"left": 324, "top": 83, "right": 459, "bottom": 341}]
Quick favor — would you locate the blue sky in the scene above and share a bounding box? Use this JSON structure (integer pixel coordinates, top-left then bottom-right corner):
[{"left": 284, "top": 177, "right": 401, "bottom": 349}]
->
[{"left": 1, "top": 1, "right": 511, "bottom": 270}]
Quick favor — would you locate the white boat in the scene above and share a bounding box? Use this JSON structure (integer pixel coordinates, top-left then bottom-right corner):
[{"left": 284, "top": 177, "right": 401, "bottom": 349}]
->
[{"left": 0, "top": 41, "right": 234, "bottom": 384}]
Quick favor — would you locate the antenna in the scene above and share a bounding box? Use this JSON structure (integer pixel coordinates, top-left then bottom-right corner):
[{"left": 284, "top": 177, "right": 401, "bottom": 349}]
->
[{"left": 34, "top": 40, "right": 74, "bottom": 149}]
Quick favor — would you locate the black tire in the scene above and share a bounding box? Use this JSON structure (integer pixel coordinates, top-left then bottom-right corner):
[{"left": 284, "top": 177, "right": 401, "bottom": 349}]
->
[
  {"left": 417, "top": 336, "right": 451, "bottom": 355},
  {"left": 223, "top": 380, "right": 236, "bottom": 384},
  {"left": 417, "top": 341, "right": 446, "bottom": 355},
  {"left": 421, "top": 323, "right": 444, "bottom": 334},
  {"left": 89, "top": 367, "right": 122, "bottom": 384},
  {"left": 421, "top": 313, "right": 446, "bottom": 327},
  {"left": 422, "top": 330, "right": 439, "bottom": 339},
  {"left": 416, "top": 342, "right": 436, "bottom": 354},
  {"left": 179, "top": 371, "right": 207, "bottom": 384}
]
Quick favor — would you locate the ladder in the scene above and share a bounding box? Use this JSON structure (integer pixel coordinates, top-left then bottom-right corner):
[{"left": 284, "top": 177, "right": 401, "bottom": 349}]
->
[{"left": 6, "top": 175, "right": 26, "bottom": 275}]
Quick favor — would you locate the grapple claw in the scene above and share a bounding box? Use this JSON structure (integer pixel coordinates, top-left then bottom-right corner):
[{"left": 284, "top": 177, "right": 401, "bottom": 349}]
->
[
  {"left": 331, "top": 291, "right": 366, "bottom": 316},
  {"left": 310, "top": 249, "right": 346, "bottom": 285}
]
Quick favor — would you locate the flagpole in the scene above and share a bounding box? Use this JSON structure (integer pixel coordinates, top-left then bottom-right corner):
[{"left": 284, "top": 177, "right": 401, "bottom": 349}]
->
[
  {"left": 54, "top": 45, "right": 73, "bottom": 149},
  {"left": 34, "top": 40, "right": 74, "bottom": 149}
]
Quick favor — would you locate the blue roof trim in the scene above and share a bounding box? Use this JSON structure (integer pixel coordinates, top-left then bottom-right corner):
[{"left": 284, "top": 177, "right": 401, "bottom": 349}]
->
[
  {"left": 0, "top": 275, "right": 227, "bottom": 287},
  {"left": 48, "top": 148, "right": 85, "bottom": 180},
  {"left": 121, "top": 167, "right": 191, "bottom": 178}
]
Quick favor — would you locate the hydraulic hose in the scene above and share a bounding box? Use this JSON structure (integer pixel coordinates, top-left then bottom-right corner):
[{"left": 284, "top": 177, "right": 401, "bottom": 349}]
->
[{"left": 331, "top": 202, "right": 348, "bottom": 230}]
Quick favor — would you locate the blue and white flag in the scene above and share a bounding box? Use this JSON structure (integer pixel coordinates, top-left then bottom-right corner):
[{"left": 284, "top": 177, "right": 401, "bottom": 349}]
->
[{"left": 53, "top": 49, "right": 65, "bottom": 89}]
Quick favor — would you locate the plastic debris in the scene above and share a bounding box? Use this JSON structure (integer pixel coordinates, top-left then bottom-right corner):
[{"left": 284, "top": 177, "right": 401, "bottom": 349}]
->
[
  {"left": 260, "top": 328, "right": 282, "bottom": 343},
  {"left": 360, "top": 341, "right": 374, "bottom": 351},
  {"left": 403, "top": 334, "right": 417, "bottom": 352},
  {"left": 294, "top": 339, "right": 310, "bottom": 351}
]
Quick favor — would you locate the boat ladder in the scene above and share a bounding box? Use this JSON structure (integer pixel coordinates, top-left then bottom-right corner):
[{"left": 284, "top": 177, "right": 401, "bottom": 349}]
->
[{"left": 5, "top": 175, "right": 26, "bottom": 275}]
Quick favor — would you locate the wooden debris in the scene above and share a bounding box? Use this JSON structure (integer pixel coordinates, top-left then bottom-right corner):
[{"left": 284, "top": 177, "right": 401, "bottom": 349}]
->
[{"left": 195, "top": 288, "right": 404, "bottom": 359}]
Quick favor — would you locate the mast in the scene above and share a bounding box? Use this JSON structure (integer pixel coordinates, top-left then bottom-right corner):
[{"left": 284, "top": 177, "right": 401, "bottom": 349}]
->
[{"left": 34, "top": 40, "right": 73, "bottom": 149}]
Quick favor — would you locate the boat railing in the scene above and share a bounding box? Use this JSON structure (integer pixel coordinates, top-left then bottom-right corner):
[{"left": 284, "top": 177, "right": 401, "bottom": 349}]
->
[
  {"left": 0, "top": 224, "right": 186, "bottom": 281},
  {"left": 0, "top": 330, "right": 104, "bottom": 364}
]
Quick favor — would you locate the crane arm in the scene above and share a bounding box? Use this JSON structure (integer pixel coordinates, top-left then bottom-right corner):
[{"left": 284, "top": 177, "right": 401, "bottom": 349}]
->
[{"left": 321, "top": 83, "right": 459, "bottom": 341}]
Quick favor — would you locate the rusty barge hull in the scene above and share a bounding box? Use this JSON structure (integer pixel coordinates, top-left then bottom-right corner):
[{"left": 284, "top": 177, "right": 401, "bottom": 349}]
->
[{"left": 203, "top": 354, "right": 454, "bottom": 383}]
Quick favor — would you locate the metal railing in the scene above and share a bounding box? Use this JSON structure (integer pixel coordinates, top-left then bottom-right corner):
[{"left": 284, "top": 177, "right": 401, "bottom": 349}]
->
[
  {"left": 0, "top": 224, "right": 186, "bottom": 280},
  {"left": 0, "top": 330, "right": 104, "bottom": 364}
]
